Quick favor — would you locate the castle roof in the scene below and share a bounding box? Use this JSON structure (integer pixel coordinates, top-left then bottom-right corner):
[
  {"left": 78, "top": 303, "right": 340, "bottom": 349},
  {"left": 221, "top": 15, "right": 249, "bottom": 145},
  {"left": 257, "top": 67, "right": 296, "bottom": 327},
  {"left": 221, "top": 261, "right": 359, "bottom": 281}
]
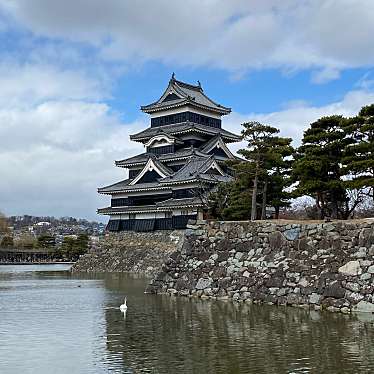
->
[
  {"left": 160, "top": 155, "right": 231, "bottom": 185},
  {"left": 130, "top": 121, "right": 241, "bottom": 143},
  {"left": 99, "top": 155, "right": 232, "bottom": 194},
  {"left": 141, "top": 75, "right": 231, "bottom": 115},
  {"left": 115, "top": 146, "right": 208, "bottom": 167},
  {"left": 97, "top": 197, "right": 204, "bottom": 215}
]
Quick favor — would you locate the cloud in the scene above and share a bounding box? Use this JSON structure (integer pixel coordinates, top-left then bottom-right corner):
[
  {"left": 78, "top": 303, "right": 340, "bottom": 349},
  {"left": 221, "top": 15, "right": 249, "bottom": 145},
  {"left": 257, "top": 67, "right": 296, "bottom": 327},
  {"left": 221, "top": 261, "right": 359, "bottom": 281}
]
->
[
  {"left": 311, "top": 67, "right": 341, "bottom": 84},
  {"left": 1, "top": 0, "right": 374, "bottom": 79},
  {"left": 224, "top": 89, "right": 374, "bottom": 152},
  {"left": 356, "top": 71, "right": 374, "bottom": 90},
  {"left": 0, "top": 100, "right": 145, "bottom": 221},
  {"left": 1, "top": 1, "right": 374, "bottom": 221},
  {"left": 0, "top": 62, "right": 108, "bottom": 108},
  {"left": 0, "top": 60, "right": 373, "bottom": 221},
  {"left": 0, "top": 63, "right": 144, "bottom": 220}
]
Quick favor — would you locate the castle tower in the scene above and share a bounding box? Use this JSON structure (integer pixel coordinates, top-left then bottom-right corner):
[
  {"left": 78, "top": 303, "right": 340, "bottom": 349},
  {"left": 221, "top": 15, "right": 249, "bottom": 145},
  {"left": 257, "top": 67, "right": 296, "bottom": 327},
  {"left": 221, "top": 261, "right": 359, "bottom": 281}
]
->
[{"left": 98, "top": 75, "right": 241, "bottom": 231}]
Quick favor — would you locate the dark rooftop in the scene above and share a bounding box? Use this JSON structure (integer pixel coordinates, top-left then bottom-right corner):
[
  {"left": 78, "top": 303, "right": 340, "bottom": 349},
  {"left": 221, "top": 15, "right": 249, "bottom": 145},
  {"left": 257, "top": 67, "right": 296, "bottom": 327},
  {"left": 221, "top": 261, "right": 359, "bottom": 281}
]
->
[
  {"left": 97, "top": 197, "right": 204, "bottom": 215},
  {"left": 115, "top": 147, "right": 209, "bottom": 167},
  {"left": 130, "top": 121, "right": 241, "bottom": 143},
  {"left": 99, "top": 154, "right": 232, "bottom": 194},
  {"left": 160, "top": 156, "right": 232, "bottom": 184},
  {"left": 141, "top": 75, "right": 231, "bottom": 115}
]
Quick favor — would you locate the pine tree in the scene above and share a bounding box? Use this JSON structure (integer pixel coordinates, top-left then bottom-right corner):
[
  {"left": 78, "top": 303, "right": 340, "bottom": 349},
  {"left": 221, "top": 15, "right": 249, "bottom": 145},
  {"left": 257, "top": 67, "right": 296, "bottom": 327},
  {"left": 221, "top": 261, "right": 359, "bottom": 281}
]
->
[
  {"left": 222, "top": 162, "right": 253, "bottom": 220},
  {"left": 343, "top": 104, "right": 374, "bottom": 202},
  {"left": 293, "top": 115, "right": 350, "bottom": 219},
  {"left": 238, "top": 122, "right": 293, "bottom": 220},
  {"left": 208, "top": 162, "right": 252, "bottom": 220},
  {"left": 261, "top": 135, "right": 294, "bottom": 219},
  {"left": 238, "top": 122, "right": 279, "bottom": 220},
  {"left": 37, "top": 234, "right": 55, "bottom": 249}
]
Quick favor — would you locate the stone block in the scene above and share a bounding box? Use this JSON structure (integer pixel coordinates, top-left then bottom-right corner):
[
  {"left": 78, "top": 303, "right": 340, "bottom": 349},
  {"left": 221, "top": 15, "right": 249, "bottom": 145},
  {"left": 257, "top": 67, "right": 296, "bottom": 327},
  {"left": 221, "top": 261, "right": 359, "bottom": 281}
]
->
[
  {"left": 338, "top": 261, "right": 362, "bottom": 276},
  {"left": 324, "top": 281, "right": 346, "bottom": 299},
  {"left": 323, "top": 223, "right": 335, "bottom": 232},
  {"left": 284, "top": 228, "right": 300, "bottom": 241},
  {"left": 195, "top": 277, "right": 213, "bottom": 290},
  {"left": 352, "top": 247, "right": 367, "bottom": 258},
  {"left": 358, "top": 228, "right": 374, "bottom": 247},
  {"left": 352, "top": 300, "right": 374, "bottom": 313},
  {"left": 235, "top": 252, "right": 244, "bottom": 260},
  {"left": 309, "top": 292, "right": 322, "bottom": 304},
  {"left": 298, "top": 278, "right": 309, "bottom": 288},
  {"left": 266, "top": 277, "right": 284, "bottom": 288},
  {"left": 346, "top": 291, "right": 364, "bottom": 304},
  {"left": 360, "top": 273, "right": 372, "bottom": 281},
  {"left": 345, "top": 282, "right": 360, "bottom": 293},
  {"left": 368, "top": 265, "right": 374, "bottom": 274}
]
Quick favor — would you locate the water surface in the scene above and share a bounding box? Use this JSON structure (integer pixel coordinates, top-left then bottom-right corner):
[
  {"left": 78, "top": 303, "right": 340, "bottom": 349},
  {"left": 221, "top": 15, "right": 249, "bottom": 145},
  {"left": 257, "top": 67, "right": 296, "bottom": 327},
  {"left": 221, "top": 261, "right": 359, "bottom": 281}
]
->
[{"left": 0, "top": 265, "right": 373, "bottom": 374}]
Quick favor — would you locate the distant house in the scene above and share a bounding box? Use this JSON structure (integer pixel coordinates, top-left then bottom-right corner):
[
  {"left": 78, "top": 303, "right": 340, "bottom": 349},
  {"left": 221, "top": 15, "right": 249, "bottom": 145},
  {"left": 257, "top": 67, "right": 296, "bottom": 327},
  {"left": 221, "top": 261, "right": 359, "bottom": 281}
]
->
[
  {"left": 35, "top": 222, "right": 51, "bottom": 226},
  {"left": 98, "top": 74, "right": 241, "bottom": 232}
]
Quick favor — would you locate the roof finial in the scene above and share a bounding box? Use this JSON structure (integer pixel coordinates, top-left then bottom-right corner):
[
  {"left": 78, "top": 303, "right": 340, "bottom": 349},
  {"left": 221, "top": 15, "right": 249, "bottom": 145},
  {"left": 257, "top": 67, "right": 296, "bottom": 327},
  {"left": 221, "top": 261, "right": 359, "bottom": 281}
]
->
[
  {"left": 171, "top": 72, "right": 175, "bottom": 80},
  {"left": 197, "top": 80, "right": 201, "bottom": 88}
]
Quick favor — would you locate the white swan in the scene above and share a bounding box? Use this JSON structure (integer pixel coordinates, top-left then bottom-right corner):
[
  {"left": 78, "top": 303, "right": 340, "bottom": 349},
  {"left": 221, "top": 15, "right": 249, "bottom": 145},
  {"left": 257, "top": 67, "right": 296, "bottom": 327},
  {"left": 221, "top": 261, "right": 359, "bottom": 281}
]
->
[{"left": 120, "top": 297, "right": 128, "bottom": 312}]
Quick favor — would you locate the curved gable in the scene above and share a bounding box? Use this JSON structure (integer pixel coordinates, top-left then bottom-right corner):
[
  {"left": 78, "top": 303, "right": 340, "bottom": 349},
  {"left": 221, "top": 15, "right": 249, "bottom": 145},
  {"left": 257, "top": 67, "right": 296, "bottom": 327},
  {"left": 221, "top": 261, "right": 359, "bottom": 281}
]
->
[
  {"left": 145, "top": 134, "right": 176, "bottom": 147},
  {"left": 202, "top": 159, "right": 225, "bottom": 176},
  {"left": 130, "top": 158, "right": 171, "bottom": 185}
]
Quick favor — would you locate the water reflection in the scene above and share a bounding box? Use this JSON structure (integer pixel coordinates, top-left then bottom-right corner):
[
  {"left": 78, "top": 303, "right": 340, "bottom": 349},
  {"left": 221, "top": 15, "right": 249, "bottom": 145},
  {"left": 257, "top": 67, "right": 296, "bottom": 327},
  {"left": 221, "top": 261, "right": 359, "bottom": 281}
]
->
[
  {"left": 0, "top": 267, "right": 373, "bottom": 374},
  {"left": 100, "top": 273, "right": 374, "bottom": 374}
]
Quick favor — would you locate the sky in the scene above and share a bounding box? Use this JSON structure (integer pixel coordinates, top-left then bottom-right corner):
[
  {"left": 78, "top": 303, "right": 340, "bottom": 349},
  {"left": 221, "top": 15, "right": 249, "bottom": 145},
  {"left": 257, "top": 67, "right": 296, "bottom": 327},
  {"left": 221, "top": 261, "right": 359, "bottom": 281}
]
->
[{"left": 0, "top": 0, "right": 374, "bottom": 221}]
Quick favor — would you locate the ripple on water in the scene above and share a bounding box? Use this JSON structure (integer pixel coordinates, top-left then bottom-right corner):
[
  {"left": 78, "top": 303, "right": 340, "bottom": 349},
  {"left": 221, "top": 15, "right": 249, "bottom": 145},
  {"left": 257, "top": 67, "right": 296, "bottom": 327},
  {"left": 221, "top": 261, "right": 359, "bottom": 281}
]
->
[{"left": 0, "top": 266, "right": 373, "bottom": 374}]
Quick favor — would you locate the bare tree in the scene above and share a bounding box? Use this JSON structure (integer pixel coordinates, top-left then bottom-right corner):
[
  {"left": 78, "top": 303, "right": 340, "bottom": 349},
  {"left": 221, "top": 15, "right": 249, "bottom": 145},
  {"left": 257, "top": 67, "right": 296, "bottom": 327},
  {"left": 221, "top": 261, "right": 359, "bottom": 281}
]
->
[{"left": 0, "top": 211, "right": 9, "bottom": 234}]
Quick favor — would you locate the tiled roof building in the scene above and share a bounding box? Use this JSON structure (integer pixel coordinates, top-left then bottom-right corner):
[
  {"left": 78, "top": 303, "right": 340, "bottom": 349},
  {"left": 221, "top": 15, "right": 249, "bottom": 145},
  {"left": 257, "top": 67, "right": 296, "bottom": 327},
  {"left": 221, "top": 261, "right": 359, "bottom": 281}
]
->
[{"left": 98, "top": 74, "right": 241, "bottom": 231}]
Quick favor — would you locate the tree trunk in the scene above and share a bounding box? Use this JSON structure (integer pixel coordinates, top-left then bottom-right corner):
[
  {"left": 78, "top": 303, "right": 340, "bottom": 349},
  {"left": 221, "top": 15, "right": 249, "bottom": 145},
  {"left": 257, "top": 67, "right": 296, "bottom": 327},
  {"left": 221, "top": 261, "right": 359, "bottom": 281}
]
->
[
  {"left": 331, "top": 191, "right": 338, "bottom": 219},
  {"left": 261, "top": 180, "right": 268, "bottom": 220},
  {"left": 316, "top": 193, "right": 325, "bottom": 220},
  {"left": 275, "top": 206, "right": 280, "bottom": 219},
  {"left": 251, "top": 173, "right": 258, "bottom": 221}
]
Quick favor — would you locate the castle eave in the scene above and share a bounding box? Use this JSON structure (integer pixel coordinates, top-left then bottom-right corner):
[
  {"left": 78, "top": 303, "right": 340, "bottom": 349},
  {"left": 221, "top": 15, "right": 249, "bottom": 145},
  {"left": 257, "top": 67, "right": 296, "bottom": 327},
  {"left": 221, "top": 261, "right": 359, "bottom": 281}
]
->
[
  {"left": 140, "top": 76, "right": 231, "bottom": 115},
  {"left": 141, "top": 100, "right": 231, "bottom": 115},
  {"left": 130, "top": 122, "right": 241, "bottom": 143},
  {"left": 98, "top": 198, "right": 203, "bottom": 215}
]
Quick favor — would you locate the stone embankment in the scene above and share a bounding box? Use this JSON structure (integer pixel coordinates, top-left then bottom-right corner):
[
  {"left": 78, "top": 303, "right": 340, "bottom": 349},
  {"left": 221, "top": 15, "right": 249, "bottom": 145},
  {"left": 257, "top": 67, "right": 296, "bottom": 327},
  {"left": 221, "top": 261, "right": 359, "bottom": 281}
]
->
[
  {"left": 147, "top": 220, "right": 374, "bottom": 313},
  {"left": 72, "top": 230, "right": 184, "bottom": 276}
]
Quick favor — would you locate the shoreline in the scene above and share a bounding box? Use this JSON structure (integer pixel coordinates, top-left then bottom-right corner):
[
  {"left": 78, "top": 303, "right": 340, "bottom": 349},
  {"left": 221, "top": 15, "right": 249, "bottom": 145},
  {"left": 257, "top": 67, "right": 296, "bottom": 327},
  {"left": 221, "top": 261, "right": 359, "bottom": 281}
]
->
[{"left": 0, "top": 261, "right": 76, "bottom": 265}]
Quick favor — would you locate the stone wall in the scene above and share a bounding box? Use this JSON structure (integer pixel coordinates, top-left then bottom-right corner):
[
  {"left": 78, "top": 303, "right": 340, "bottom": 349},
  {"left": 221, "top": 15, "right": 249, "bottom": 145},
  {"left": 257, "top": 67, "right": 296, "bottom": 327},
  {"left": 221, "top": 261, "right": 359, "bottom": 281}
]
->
[
  {"left": 147, "top": 220, "right": 374, "bottom": 313},
  {"left": 71, "top": 230, "right": 184, "bottom": 276}
]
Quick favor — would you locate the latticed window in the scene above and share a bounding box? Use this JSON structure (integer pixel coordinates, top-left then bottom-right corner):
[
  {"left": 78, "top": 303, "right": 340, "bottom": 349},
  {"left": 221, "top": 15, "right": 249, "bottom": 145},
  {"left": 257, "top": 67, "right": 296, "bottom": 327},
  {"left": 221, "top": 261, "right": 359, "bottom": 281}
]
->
[{"left": 151, "top": 111, "right": 221, "bottom": 128}]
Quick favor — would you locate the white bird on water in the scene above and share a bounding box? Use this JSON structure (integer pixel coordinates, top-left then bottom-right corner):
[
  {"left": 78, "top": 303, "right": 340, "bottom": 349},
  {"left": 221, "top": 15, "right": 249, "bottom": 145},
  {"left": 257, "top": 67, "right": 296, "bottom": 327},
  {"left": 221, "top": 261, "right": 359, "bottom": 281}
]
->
[{"left": 120, "top": 297, "right": 128, "bottom": 312}]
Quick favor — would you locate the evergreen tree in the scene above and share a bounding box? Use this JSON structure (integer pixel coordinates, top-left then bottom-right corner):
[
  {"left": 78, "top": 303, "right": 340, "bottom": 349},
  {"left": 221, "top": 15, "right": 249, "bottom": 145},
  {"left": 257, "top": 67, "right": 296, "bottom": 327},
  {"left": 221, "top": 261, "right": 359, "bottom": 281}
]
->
[
  {"left": 1, "top": 235, "right": 13, "bottom": 248},
  {"left": 208, "top": 122, "right": 293, "bottom": 220},
  {"left": 238, "top": 122, "right": 293, "bottom": 220},
  {"left": 260, "top": 135, "right": 294, "bottom": 219},
  {"left": 293, "top": 115, "right": 351, "bottom": 219},
  {"left": 37, "top": 234, "right": 55, "bottom": 249},
  {"left": 61, "top": 233, "right": 89, "bottom": 260},
  {"left": 343, "top": 104, "right": 374, "bottom": 202},
  {"left": 238, "top": 122, "right": 279, "bottom": 220},
  {"left": 223, "top": 162, "right": 253, "bottom": 220},
  {"left": 208, "top": 162, "right": 252, "bottom": 220}
]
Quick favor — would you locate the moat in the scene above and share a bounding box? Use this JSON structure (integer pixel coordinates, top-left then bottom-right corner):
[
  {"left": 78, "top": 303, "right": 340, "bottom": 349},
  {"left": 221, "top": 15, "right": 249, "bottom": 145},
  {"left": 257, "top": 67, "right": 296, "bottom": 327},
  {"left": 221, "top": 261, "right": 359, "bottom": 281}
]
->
[{"left": 0, "top": 265, "right": 373, "bottom": 374}]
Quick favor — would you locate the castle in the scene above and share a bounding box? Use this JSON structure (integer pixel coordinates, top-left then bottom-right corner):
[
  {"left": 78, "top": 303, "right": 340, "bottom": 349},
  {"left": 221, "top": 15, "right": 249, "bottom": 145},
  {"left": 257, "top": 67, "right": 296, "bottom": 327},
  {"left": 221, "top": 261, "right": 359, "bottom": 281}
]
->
[{"left": 98, "top": 74, "right": 240, "bottom": 231}]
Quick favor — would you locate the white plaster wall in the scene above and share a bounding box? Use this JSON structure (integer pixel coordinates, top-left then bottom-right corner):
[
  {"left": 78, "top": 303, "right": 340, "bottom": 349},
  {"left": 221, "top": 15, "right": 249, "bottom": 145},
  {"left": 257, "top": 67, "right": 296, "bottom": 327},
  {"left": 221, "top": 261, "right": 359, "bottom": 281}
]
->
[{"left": 135, "top": 212, "right": 166, "bottom": 219}]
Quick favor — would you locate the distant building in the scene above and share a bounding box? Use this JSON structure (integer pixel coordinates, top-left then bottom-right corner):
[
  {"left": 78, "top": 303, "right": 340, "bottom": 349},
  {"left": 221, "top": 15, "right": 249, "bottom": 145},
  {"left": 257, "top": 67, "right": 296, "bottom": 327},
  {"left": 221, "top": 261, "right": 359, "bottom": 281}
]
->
[
  {"left": 98, "top": 74, "right": 241, "bottom": 231},
  {"left": 35, "top": 221, "right": 51, "bottom": 226}
]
